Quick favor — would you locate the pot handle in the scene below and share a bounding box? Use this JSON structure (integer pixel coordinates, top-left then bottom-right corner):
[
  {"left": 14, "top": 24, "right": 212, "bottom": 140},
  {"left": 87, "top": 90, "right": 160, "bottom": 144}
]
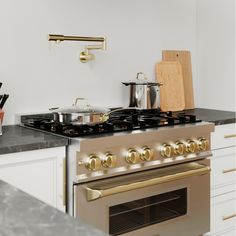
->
[
  {"left": 100, "top": 107, "right": 138, "bottom": 122},
  {"left": 136, "top": 72, "right": 148, "bottom": 81},
  {"left": 74, "top": 97, "right": 90, "bottom": 108}
]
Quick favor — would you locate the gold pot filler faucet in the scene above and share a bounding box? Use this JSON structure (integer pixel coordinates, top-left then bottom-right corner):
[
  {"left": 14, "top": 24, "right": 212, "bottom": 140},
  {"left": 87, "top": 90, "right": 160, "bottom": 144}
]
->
[{"left": 48, "top": 34, "right": 106, "bottom": 63}]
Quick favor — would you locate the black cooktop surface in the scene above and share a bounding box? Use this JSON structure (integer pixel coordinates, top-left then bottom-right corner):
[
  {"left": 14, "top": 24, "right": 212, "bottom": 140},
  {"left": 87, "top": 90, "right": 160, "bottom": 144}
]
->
[{"left": 21, "top": 109, "right": 201, "bottom": 138}]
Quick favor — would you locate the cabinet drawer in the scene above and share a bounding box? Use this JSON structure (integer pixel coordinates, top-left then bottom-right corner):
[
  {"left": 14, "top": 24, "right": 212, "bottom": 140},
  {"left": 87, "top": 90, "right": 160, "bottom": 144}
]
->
[
  {"left": 205, "top": 229, "right": 236, "bottom": 236},
  {"left": 210, "top": 191, "right": 236, "bottom": 234},
  {"left": 211, "top": 147, "right": 236, "bottom": 195},
  {"left": 211, "top": 124, "right": 236, "bottom": 150},
  {"left": 218, "top": 229, "right": 236, "bottom": 236}
]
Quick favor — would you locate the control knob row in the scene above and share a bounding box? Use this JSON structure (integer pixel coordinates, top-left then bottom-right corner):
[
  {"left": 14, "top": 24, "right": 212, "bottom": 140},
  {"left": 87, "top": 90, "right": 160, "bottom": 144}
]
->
[
  {"left": 86, "top": 153, "right": 117, "bottom": 171},
  {"left": 85, "top": 137, "right": 208, "bottom": 170},
  {"left": 160, "top": 138, "right": 209, "bottom": 158},
  {"left": 125, "top": 146, "right": 154, "bottom": 164}
]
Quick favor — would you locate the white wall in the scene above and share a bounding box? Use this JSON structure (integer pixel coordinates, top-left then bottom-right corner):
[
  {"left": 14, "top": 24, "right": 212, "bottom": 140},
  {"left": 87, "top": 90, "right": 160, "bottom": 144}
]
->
[
  {"left": 196, "top": 0, "right": 236, "bottom": 111},
  {"left": 0, "top": 0, "right": 197, "bottom": 125}
]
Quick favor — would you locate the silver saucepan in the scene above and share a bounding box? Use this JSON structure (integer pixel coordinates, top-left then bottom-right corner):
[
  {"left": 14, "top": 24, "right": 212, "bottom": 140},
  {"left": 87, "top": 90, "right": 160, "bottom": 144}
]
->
[{"left": 50, "top": 98, "right": 110, "bottom": 125}]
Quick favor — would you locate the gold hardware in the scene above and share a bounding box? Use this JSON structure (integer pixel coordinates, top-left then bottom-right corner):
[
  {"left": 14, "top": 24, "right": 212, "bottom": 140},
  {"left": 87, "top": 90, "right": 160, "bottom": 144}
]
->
[
  {"left": 100, "top": 107, "right": 138, "bottom": 122},
  {"left": 160, "top": 143, "right": 172, "bottom": 158},
  {"left": 186, "top": 139, "right": 197, "bottom": 153},
  {"left": 63, "top": 157, "right": 66, "bottom": 206},
  {"left": 140, "top": 146, "right": 154, "bottom": 161},
  {"left": 197, "top": 137, "right": 209, "bottom": 151},
  {"left": 86, "top": 154, "right": 101, "bottom": 171},
  {"left": 80, "top": 51, "right": 95, "bottom": 63},
  {"left": 222, "top": 213, "right": 236, "bottom": 221},
  {"left": 125, "top": 149, "right": 140, "bottom": 164},
  {"left": 86, "top": 164, "right": 211, "bottom": 201},
  {"left": 222, "top": 168, "right": 236, "bottom": 174},
  {"left": 78, "top": 161, "right": 84, "bottom": 166},
  {"left": 102, "top": 153, "right": 117, "bottom": 168},
  {"left": 173, "top": 141, "right": 185, "bottom": 155},
  {"left": 224, "top": 134, "right": 236, "bottom": 139},
  {"left": 48, "top": 34, "right": 105, "bottom": 42},
  {"left": 48, "top": 34, "right": 106, "bottom": 63}
]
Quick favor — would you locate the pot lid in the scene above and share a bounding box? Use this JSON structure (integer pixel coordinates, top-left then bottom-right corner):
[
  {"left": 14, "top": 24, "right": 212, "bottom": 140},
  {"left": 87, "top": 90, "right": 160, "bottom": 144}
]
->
[
  {"left": 51, "top": 106, "right": 110, "bottom": 114},
  {"left": 122, "top": 81, "right": 161, "bottom": 86},
  {"left": 49, "top": 98, "right": 110, "bottom": 114},
  {"left": 122, "top": 72, "right": 162, "bottom": 86}
]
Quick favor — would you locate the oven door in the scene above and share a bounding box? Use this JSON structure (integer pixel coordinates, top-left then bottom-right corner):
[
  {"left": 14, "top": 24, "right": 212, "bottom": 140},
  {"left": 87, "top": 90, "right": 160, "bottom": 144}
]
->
[{"left": 74, "top": 161, "right": 210, "bottom": 236}]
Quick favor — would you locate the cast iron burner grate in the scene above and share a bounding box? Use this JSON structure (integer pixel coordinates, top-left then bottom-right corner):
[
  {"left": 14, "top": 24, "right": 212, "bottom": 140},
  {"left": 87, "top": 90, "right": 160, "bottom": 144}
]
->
[{"left": 22, "top": 109, "right": 201, "bottom": 138}]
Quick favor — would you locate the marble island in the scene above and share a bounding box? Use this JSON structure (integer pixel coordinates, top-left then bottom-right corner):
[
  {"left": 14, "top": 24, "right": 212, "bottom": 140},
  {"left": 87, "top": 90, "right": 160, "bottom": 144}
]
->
[{"left": 0, "top": 180, "right": 108, "bottom": 236}]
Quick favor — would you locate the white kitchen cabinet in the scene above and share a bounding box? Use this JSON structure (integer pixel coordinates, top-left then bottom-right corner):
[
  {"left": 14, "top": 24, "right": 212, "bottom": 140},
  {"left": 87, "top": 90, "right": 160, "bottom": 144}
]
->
[
  {"left": 211, "top": 147, "right": 236, "bottom": 197},
  {"left": 210, "top": 191, "right": 236, "bottom": 235},
  {"left": 206, "top": 123, "right": 236, "bottom": 236},
  {"left": 0, "top": 147, "right": 66, "bottom": 212}
]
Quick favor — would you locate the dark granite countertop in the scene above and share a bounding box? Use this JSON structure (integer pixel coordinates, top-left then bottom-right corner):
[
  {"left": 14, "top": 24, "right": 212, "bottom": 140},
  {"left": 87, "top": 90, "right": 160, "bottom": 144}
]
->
[
  {"left": 0, "top": 108, "right": 235, "bottom": 156},
  {"left": 0, "top": 180, "right": 108, "bottom": 236},
  {"left": 185, "top": 108, "right": 236, "bottom": 125},
  {"left": 0, "top": 125, "right": 69, "bottom": 155}
]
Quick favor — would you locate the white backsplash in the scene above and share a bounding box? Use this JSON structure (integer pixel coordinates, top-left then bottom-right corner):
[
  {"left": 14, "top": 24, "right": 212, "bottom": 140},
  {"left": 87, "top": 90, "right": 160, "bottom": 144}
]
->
[{"left": 0, "top": 0, "right": 235, "bottom": 125}]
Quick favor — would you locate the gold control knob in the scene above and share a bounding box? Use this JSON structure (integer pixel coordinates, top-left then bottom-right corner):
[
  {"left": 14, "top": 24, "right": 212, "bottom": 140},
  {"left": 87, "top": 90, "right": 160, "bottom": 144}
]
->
[
  {"left": 197, "top": 137, "right": 209, "bottom": 151},
  {"left": 102, "top": 152, "right": 117, "bottom": 168},
  {"left": 140, "top": 146, "right": 154, "bottom": 161},
  {"left": 173, "top": 141, "right": 185, "bottom": 155},
  {"left": 125, "top": 149, "right": 140, "bottom": 164},
  {"left": 185, "top": 139, "right": 197, "bottom": 153},
  {"left": 86, "top": 154, "right": 101, "bottom": 171},
  {"left": 160, "top": 144, "right": 172, "bottom": 158}
]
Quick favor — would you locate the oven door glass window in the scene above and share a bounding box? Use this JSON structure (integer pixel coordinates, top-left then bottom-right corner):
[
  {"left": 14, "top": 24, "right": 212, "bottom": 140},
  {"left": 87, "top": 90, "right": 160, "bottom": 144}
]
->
[{"left": 109, "top": 188, "right": 187, "bottom": 235}]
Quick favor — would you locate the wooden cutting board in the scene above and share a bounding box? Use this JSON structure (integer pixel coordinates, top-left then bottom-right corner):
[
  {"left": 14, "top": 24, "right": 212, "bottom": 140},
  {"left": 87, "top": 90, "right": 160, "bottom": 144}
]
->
[
  {"left": 156, "top": 61, "right": 185, "bottom": 112},
  {"left": 162, "top": 50, "right": 194, "bottom": 109}
]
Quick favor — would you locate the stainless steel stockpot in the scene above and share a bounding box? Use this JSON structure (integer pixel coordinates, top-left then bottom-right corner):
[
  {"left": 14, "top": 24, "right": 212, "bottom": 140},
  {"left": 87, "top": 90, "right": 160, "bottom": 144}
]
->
[{"left": 122, "top": 72, "right": 162, "bottom": 109}]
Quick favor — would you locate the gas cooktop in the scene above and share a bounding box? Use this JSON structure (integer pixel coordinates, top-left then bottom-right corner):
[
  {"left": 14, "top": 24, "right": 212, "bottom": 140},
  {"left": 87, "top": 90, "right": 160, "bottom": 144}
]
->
[{"left": 21, "top": 109, "right": 201, "bottom": 138}]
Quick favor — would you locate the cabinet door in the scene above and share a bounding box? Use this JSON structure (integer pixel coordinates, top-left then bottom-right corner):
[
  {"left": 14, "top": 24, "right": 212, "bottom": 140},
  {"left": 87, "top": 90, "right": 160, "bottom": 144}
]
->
[
  {"left": 211, "top": 124, "right": 236, "bottom": 150},
  {"left": 210, "top": 191, "right": 236, "bottom": 235},
  {"left": 211, "top": 147, "right": 236, "bottom": 197},
  {"left": 0, "top": 147, "right": 66, "bottom": 212}
]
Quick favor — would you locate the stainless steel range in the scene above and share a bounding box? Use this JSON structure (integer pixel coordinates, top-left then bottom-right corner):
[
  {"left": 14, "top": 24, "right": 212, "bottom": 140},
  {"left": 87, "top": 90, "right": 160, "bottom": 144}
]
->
[{"left": 21, "top": 109, "right": 215, "bottom": 236}]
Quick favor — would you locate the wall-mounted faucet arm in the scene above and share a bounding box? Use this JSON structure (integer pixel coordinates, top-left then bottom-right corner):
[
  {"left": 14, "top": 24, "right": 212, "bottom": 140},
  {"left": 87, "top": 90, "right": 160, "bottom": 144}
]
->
[
  {"left": 48, "top": 34, "right": 105, "bottom": 43},
  {"left": 48, "top": 34, "right": 107, "bottom": 63}
]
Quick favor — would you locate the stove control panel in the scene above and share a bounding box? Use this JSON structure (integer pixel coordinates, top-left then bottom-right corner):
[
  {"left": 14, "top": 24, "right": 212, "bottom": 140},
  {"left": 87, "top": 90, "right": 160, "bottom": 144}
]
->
[{"left": 78, "top": 137, "right": 210, "bottom": 173}]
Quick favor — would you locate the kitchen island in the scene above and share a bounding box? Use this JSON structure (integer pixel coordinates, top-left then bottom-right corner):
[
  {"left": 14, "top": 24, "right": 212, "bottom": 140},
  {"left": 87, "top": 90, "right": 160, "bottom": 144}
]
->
[{"left": 0, "top": 180, "right": 108, "bottom": 236}]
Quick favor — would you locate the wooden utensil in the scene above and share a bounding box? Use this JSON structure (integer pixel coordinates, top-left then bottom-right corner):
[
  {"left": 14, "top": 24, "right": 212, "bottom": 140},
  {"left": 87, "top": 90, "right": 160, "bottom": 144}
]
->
[
  {"left": 0, "top": 110, "right": 4, "bottom": 124},
  {"left": 162, "top": 50, "right": 194, "bottom": 109},
  {"left": 156, "top": 61, "right": 185, "bottom": 112}
]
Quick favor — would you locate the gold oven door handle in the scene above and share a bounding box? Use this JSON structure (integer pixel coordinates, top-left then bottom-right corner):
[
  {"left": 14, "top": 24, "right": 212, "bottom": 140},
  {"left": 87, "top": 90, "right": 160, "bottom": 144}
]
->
[{"left": 86, "top": 164, "right": 210, "bottom": 201}]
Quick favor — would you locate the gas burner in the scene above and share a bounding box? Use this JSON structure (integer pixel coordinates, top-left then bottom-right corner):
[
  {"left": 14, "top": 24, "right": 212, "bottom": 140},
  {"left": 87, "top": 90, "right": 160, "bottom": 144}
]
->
[{"left": 21, "top": 109, "right": 201, "bottom": 138}]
